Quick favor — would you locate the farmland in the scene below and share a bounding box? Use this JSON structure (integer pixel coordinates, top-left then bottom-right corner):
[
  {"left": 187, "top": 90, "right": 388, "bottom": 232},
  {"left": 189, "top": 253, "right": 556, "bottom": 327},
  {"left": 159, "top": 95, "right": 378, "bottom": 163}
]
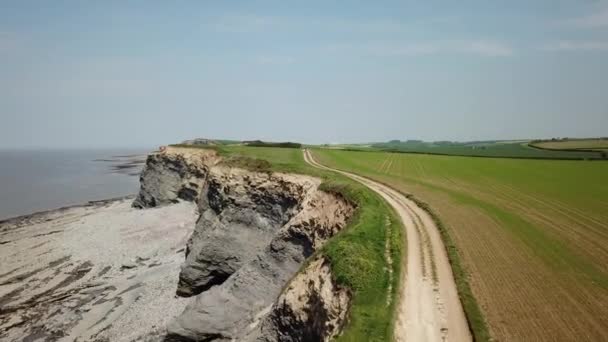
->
[
  {"left": 312, "top": 148, "right": 608, "bottom": 341},
  {"left": 531, "top": 138, "right": 608, "bottom": 152},
  {"left": 369, "top": 140, "right": 606, "bottom": 159}
]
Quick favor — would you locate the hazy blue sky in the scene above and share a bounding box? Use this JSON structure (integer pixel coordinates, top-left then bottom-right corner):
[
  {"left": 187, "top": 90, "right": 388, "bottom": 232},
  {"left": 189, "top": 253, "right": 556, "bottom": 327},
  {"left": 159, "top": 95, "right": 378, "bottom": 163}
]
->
[{"left": 1, "top": 0, "right": 607, "bottom": 148}]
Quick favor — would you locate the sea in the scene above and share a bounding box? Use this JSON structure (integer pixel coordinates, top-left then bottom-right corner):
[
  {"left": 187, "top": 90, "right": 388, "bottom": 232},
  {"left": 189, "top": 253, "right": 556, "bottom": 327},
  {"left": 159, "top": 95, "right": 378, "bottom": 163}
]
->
[{"left": 0, "top": 149, "right": 151, "bottom": 220}]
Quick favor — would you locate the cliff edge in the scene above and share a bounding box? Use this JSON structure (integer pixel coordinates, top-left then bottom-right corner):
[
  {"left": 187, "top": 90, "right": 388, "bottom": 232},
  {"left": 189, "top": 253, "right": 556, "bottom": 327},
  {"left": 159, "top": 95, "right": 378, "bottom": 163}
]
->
[{"left": 134, "top": 147, "right": 354, "bottom": 341}]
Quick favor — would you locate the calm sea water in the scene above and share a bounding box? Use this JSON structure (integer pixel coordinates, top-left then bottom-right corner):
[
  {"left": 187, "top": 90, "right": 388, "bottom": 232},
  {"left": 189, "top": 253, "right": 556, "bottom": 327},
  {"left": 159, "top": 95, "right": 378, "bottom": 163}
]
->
[{"left": 0, "top": 149, "right": 150, "bottom": 220}]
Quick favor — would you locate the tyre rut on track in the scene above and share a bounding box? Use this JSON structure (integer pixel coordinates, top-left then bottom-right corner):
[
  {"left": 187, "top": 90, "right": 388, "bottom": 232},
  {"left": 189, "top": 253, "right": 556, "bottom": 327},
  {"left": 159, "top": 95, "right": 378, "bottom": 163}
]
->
[{"left": 303, "top": 149, "right": 472, "bottom": 342}]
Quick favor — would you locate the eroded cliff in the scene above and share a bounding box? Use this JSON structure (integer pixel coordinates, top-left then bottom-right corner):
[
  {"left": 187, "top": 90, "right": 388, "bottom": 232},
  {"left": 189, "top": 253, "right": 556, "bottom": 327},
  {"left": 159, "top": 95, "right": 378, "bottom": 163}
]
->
[{"left": 134, "top": 147, "right": 354, "bottom": 341}]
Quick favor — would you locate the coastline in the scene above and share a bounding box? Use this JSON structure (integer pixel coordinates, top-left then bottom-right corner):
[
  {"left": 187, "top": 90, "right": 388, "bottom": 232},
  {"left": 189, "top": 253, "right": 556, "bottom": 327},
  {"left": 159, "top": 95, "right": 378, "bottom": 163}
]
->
[{"left": 0, "top": 195, "right": 135, "bottom": 232}]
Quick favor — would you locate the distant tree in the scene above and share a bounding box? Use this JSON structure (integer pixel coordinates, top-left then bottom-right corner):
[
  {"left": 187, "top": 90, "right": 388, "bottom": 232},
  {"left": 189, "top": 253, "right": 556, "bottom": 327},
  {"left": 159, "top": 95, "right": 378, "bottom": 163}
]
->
[{"left": 244, "top": 140, "right": 302, "bottom": 148}]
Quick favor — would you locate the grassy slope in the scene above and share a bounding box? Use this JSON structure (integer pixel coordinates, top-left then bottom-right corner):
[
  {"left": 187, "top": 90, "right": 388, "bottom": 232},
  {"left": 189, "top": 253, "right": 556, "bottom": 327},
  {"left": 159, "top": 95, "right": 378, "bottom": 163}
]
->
[
  {"left": 210, "top": 145, "right": 404, "bottom": 342},
  {"left": 371, "top": 141, "right": 605, "bottom": 159},
  {"left": 313, "top": 149, "right": 608, "bottom": 341}
]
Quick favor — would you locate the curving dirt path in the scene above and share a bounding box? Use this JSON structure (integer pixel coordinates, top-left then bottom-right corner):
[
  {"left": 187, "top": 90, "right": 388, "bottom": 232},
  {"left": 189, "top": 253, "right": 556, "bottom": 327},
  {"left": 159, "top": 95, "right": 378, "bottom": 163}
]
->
[{"left": 304, "top": 149, "right": 471, "bottom": 342}]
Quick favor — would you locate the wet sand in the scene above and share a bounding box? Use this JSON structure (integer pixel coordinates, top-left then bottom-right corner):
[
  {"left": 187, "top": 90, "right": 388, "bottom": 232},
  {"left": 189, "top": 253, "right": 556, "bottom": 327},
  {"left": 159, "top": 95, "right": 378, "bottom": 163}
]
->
[{"left": 0, "top": 198, "right": 197, "bottom": 341}]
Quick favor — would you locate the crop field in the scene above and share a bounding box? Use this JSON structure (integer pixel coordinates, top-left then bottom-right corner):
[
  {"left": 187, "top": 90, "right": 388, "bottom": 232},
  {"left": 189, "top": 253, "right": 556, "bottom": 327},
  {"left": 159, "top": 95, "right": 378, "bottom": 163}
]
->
[
  {"left": 312, "top": 149, "right": 608, "bottom": 341},
  {"left": 531, "top": 138, "right": 608, "bottom": 152},
  {"left": 371, "top": 140, "right": 606, "bottom": 159}
]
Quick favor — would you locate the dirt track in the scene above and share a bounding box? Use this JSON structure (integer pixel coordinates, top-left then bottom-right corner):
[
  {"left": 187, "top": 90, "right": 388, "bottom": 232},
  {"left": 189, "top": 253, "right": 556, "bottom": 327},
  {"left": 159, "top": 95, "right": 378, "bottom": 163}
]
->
[{"left": 304, "top": 149, "right": 471, "bottom": 342}]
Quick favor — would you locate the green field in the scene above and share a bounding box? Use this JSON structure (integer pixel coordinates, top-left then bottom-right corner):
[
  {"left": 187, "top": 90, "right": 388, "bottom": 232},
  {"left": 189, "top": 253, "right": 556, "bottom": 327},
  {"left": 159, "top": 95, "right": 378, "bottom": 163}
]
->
[
  {"left": 368, "top": 140, "right": 606, "bottom": 159},
  {"left": 312, "top": 148, "right": 608, "bottom": 341},
  {"left": 188, "top": 145, "right": 405, "bottom": 341},
  {"left": 531, "top": 138, "right": 608, "bottom": 153}
]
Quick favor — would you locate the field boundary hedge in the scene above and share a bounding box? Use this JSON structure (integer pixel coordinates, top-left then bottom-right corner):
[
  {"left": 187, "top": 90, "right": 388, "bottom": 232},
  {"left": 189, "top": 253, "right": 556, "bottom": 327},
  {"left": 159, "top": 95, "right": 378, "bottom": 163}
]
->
[{"left": 338, "top": 147, "right": 607, "bottom": 161}]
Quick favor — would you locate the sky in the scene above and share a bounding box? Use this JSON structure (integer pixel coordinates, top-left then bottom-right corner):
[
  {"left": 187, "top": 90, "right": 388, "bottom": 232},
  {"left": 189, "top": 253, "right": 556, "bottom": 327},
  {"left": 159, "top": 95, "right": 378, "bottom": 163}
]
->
[{"left": 1, "top": 0, "right": 607, "bottom": 148}]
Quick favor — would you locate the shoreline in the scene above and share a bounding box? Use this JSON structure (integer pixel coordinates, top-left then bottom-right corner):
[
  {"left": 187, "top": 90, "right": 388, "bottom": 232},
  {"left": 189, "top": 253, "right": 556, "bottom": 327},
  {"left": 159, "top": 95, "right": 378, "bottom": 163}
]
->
[{"left": 0, "top": 195, "right": 136, "bottom": 232}]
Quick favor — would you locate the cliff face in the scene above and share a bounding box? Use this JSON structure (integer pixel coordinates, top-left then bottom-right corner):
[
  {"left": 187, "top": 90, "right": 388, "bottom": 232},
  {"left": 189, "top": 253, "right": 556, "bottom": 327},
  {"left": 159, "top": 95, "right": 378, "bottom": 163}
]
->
[
  {"left": 178, "top": 168, "right": 311, "bottom": 297},
  {"left": 133, "top": 148, "right": 219, "bottom": 208},
  {"left": 254, "top": 257, "right": 351, "bottom": 342},
  {"left": 134, "top": 147, "right": 354, "bottom": 341}
]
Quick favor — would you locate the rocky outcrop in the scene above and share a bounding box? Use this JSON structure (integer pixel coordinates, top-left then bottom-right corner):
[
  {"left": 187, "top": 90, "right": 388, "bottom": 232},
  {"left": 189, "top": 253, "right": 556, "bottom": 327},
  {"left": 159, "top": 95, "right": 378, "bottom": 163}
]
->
[
  {"left": 253, "top": 257, "right": 351, "bottom": 342},
  {"left": 133, "top": 147, "right": 355, "bottom": 341},
  {"left": 132, "top": 148, "right": 219, "bottom": 208},
  {"left": 177, "top": 168, "right": 310, "bottom": 297}
]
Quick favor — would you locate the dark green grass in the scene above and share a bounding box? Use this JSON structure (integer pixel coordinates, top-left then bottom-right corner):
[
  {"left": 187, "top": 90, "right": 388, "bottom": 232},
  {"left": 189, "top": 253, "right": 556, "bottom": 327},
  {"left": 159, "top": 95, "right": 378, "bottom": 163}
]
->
[{"left": 189, "top": 145, "right": 404, "bottom": 341}]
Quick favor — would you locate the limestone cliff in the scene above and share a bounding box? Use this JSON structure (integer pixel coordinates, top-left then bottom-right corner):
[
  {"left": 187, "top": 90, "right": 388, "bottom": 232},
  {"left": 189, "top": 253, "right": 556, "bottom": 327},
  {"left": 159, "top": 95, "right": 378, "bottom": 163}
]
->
[
  {"left": 134, "top": 147, "right": 355, "bottom": 341},
  {"left": 252, "top": 257, "right": 351, "bottom": 342}
]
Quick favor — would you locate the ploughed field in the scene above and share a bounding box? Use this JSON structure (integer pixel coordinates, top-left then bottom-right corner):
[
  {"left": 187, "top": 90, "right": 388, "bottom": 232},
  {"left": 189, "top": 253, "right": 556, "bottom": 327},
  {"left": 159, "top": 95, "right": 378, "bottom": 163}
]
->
[{"left": 312, "top": 149, "right": 608, "bottom": 341}]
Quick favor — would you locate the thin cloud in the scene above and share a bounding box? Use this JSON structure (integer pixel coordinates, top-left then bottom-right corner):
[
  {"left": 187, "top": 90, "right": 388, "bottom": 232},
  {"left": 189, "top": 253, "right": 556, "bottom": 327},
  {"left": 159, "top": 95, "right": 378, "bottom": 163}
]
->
[
  {"left": 463, "top": 41, "right": 514, "bottom": 57},
  {"left": 322, "top": 18, "right": 408, "bottom": 34},
  {"left": 328, "top": 40, "right": 513, "bottom": 57},
  {"left": 212, "top": 14, "right": 275, "bottom": 33},
  {"left": 543, "top": 40, "right": 608, "bottom": 51},
  {"left": 254, "top": 55, "right": 295, "bottom": 65},
  {"left": 566, "top": 7, "right": 608, "bottom": 28},
  {"left": 211, "top": 14, "right": 410, "bottom": 34}
]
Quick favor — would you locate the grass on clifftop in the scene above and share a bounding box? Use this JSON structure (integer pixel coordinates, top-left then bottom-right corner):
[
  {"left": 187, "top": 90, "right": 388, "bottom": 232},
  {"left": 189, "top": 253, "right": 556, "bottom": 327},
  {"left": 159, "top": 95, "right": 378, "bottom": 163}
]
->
[{"left": 188, "top": 145, "right": 404, "bottom": 342}]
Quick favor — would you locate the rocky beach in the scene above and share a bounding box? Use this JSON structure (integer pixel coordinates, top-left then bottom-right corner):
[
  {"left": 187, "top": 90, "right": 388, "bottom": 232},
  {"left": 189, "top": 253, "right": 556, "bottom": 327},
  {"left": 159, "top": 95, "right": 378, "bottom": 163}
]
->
[
  {"left": 0, "top": 197, "right": 198, "bottom": 341},
  {"left": 0, "top": 146, "right": 355, "bottom": 341}
]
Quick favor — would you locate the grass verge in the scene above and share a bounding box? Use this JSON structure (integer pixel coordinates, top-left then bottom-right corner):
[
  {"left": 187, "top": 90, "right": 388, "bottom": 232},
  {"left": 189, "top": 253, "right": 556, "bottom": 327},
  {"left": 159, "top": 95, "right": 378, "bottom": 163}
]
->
[{"left": 320, "top": 178, "right": 403, "bottom": 342}]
